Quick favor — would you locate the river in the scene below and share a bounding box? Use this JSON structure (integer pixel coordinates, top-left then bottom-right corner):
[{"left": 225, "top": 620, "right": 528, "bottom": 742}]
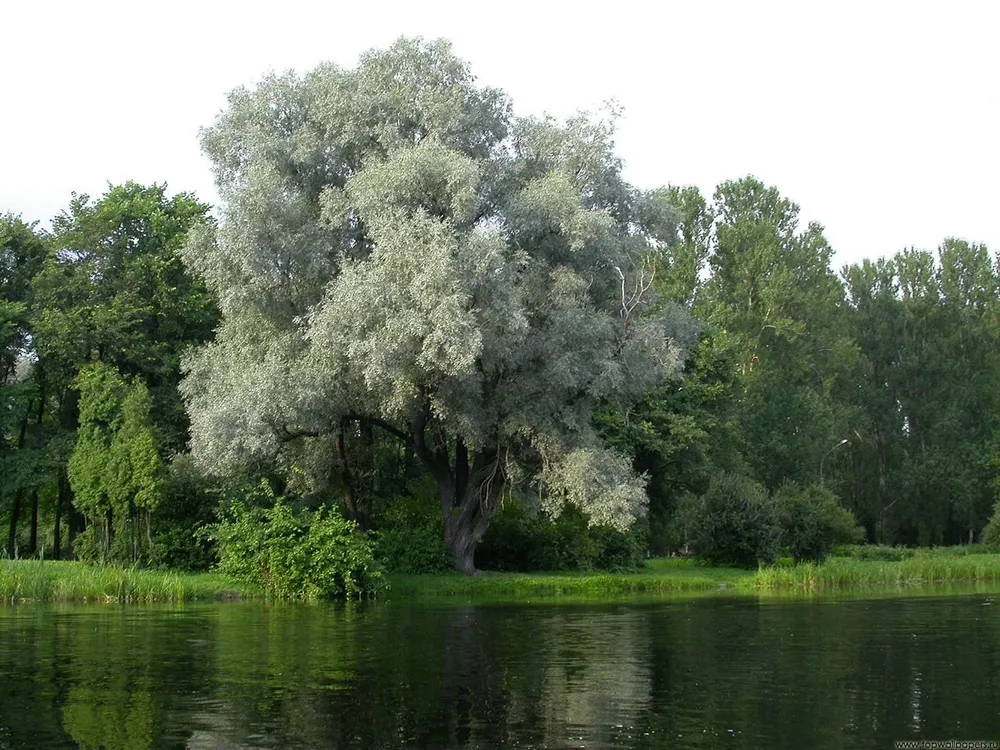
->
[{"left": 1, "top": 590, "right": 999, "bottom": 748}]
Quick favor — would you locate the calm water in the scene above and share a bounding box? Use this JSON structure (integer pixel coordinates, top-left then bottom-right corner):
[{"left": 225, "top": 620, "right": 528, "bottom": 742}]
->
[{"left": 1, "top": 592, "right": 999, "bottom": 749}]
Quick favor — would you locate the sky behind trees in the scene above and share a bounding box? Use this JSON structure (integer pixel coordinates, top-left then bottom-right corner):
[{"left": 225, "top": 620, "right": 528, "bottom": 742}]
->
[{"left": 3, "top": 0, "right": 996, "bottom": 268}]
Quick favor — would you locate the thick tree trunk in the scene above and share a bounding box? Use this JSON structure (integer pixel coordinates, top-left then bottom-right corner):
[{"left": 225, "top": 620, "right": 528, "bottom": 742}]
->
[
  {"left": 448, "top": 524, "right": 480, "bottom": 576},
  {"left": 407, "top": 407, "right": 504, "bottom": 575},
  {"left": 441, "top": 449, "right": 503, "bottom": 575},
  {"left": 444, "top": 500, "right": 492, "bottom": 576}
]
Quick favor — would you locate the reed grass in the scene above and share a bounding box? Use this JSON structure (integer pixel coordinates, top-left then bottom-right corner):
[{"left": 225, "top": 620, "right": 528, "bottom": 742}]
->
[
  {"left": 750, "top": 552, "right": 1000, "bottom": 592},
  {"left": 0, "top": 560, "right": 257, "bottom": 604}
]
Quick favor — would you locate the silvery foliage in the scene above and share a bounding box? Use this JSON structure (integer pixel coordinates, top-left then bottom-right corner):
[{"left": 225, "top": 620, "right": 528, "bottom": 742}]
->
[{"left": 181, "top": 38, "right": 690, "bottom": 529}]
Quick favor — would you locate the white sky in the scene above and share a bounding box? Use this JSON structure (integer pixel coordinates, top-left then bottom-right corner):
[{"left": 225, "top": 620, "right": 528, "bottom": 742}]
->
[{"left": 2, "top": 0, "right": 996, "bottom": 270}]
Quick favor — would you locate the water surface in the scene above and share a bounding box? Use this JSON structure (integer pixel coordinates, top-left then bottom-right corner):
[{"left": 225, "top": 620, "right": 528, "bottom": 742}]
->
[{"left": 1, "top": 590, "right": 999, "bottom": 748}]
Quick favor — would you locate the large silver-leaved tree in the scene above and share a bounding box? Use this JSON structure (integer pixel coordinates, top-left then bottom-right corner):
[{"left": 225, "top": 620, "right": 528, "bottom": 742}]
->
[{"left": 181, "top": 38, "right": 689, "bottom": 573}]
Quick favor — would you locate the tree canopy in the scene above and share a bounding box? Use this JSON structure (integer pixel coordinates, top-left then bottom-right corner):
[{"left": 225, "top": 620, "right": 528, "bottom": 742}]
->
[{"left": 180, "top": 38, "right": 691, "bottom": 572}]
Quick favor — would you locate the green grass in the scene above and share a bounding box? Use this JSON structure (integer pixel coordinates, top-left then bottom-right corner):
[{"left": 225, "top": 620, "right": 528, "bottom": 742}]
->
[
  {"left": 387, "top": 558, "right": 753, "bottom": 599},
  {"left": 0, "top": 560, "right": 258, "bottom": 604},
  {"left": 750, "top": 552, "right": 1000, "bottom": 591},
  {"left": 388, "top": 551, "right": 1000, "bottom": 601},
  {"left": 9, "top": 549, "right": 1000, "bottom": 605}
]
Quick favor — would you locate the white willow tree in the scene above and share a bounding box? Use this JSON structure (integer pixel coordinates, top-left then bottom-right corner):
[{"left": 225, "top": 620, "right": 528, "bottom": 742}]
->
[{"left": 181, "top": 38, "right": 690, "bottom": 573}]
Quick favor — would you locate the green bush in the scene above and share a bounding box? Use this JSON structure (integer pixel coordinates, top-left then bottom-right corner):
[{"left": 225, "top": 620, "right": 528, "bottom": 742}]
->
[
  {"left": 212, "top": 497, "right": 383, "bottom": 600},
  {"left": 149, "top": 456, "right": 219, "bottom": 571},
  {"left": 476, "top": 502, "right": 645, "bottom": 572},
  {"left": 981, "top": 501, "right": 1000, "bottom": 547},
  {"left": 772, "top": 481, "right": 865, "bottom": 562},
  {"left": 678, "top": 473, "right": 779, "bottom": 568},
  {"left": 371, "top": 478, "right": 452, "bottom": 573},
  {"left": 375, "top": 528, "right": 451, "bottom": 573},
  {"left": 591, "top": 517, "right": 649, "bottom": 572}
]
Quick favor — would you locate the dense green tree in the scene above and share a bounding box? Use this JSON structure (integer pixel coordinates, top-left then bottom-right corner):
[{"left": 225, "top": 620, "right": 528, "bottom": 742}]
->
[
  {"left": 33, "top": 182, "right": 216, "bottom": 452},
  {"left": 841, "top": 241, "right": 1000, "bottom": 544},
  {"left": 180, "top": 38, "right": 690, "bottom": 572},
  {"left": 699, "top": 178, "right": 857, "bottom": 491},
  {"left": 68, "top": 363, "right": 162, "bottom": 564},
  {"left": 597, "top": 325, "right": 745, "bottom": 554},
  {"left": 677, "top": 472, "right": 779, "bottom": 567},
  {"left": 0, "top": 216, "right": 49, "bottom": 558},
  {"left": 0, "top": 184, "right": 218, "bottom": 563},
  {"left": 772, "top": 481, "right": 864, "bottom": 562}
]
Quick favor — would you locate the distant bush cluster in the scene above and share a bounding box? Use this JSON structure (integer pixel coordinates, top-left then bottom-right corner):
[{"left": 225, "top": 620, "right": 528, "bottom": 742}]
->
[{"left": 677, "top": 474, "right": 865, "bottom": 567}]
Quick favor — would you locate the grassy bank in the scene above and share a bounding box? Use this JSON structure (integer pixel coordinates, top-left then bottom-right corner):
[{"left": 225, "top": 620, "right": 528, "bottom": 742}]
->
[
  {"left": 0, "top": 560, "right": 258, "bottom": 603},
  {"left": 388, "top": 558, "right": 753, "bottom": 599},
  {"left": 387, "top": 552, "right": 1000, "bottom": 600},
  {"left": 7, "top": 550, "right": 1000, "bottom": 604}
]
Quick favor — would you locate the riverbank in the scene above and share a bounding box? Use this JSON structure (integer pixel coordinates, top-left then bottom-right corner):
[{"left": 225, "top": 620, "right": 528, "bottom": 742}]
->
[
  {"left": 386, "top": 553, "right": 1000, "bottom": 599},
  {"left": 0, "top": 560, "right": 258, "bottom": 603},
  {"left": 6, "top": 551, "right": 1000, "bottom": 603}
]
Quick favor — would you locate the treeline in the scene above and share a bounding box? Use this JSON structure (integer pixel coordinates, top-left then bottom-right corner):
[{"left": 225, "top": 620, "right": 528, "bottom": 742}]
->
[
  {"left": 2, "top": 40, "right": 998, "bottom": 576},
  {"left": 1, "top": 185, "right": 218, "bottom": 567}
]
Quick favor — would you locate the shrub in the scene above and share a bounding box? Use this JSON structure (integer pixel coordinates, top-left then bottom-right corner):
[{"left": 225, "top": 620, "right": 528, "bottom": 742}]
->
[
  {"left": 678, "top": 473, "right": 779, "bottom": 568},
  {"left": 476, "top": 501, "right": 645, "bottom": 572},
  {"left": 981, "top": 501, "right": 1000, "bottom": 547},
  {"left": 772, "top": 481, "right": 865, "bottom": 562},
  {"left": 375, "top": 528, "right": 451, "bottom": 573},
  {"left": 591, "top": 517, "right": 648, "bottom": 572},
  {"left": 212, "top": 496, "right": 383, "bottom": 600},
  {"left": 371, "top": 478, "right": 452, "bottom": 573},
  {"left": 149, "top": 455, "right": 219, "bottom": 571}
]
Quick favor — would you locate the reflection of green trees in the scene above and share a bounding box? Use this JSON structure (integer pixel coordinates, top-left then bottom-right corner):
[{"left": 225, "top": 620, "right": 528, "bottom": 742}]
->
[
  {"left": 1, "top": 598, "right": 999, "bottom": 748},
  {"left": 58, "top": 607, "right": 213, "bottom": 750},
  {"left": 64, "top": 685, "right": 156, "bottom": 750}
]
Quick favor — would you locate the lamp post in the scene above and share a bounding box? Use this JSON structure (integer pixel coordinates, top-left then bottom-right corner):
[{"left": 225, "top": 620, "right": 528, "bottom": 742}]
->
[{"left": 820, "top": 438, "right": 849, "bottom": 488}]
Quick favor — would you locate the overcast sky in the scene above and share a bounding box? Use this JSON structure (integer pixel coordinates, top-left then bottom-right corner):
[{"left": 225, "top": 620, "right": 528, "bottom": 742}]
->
[{"left": 2, "top": 0, "right": 996, "bottom": 269}]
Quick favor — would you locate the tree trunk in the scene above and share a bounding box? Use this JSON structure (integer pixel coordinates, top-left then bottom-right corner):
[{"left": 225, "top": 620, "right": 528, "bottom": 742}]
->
[
  {"left": 68, "top": 506, "right": 85, "bottom": 561},
  {"left": 407, "top": 408, "right": 504, "bottom": 574},
  {"left": 27, "top": 376, "right": 45, "bottom": 558},
  {"left": 28, "top": 490, "right": 38, "bottom": 557},
  {"left": 6, "top": 397, "right": 34, "bottom": 559},
  {"left": 441, "top": 449, "right": 503, "bottom": 575},
  {"left": 7, "top": 490, "right": 23, "bottom": 559},
  {"left": 54, "top": 472, "right": 66, "bottom": 560},
  {"left": 448, "top": 523, "right": 479, "bottom": 576},
  {"left": 336, "top": 420, "right": 370, "bottom": 531}
]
